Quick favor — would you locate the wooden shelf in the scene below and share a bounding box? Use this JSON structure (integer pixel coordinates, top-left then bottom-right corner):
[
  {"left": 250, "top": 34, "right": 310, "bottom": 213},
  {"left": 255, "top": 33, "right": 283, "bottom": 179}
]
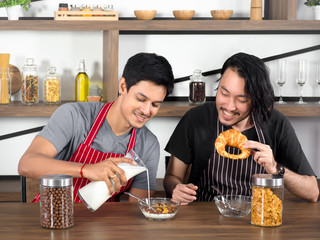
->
[
  {"left": 1, "top": 101, "right": 320, "bottom": 117},
  {"left": 0, "top": 20, "right": 319, "bottom": 32}
]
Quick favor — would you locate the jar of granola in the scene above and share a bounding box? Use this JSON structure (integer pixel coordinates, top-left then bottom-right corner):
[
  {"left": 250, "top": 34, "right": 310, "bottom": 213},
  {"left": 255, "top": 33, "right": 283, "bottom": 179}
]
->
[
  {"left": 22, "top": 58, "right": 39, "bottom": 104},
  {"left": 251, "top": 174, "right": 284, "bottom": 227},
  {"left": 44, "top": 66, "right": 61, "bottom": 104}
]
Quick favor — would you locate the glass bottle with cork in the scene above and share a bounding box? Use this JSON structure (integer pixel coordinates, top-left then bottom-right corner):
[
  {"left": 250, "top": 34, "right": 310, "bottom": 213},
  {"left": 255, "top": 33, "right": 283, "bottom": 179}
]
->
[
  {"left": 189, "top": 69, "right": 206, "bottom": 104},
  {"left": 44, "top": 66, "right": 61, "bottom": 104},
  {"left": 75, "top": 60, "right": 89, "bottom": 102},
  {"left": 22, "top": 58, "right": 39, "bottom": 104}
]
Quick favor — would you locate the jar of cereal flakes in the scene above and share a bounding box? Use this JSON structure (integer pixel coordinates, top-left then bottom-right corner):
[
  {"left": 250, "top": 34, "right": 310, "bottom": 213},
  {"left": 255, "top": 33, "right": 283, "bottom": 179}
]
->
[
  {"left": 251, "top": 174, "right": 284, "bottom": 227},
  {"left": 44, "top": 67, "right": 61, "bottom": 104}
]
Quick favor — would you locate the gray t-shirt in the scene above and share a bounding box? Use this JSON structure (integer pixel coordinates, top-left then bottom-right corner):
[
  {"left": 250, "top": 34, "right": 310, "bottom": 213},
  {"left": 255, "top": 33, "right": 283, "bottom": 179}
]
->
[{"left": 38, "top": 102, "right": 159, "bottom": 190}]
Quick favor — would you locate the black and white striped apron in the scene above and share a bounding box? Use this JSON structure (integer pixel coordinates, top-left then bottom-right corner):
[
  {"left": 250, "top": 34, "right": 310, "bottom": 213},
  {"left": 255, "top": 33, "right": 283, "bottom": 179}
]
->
[{"left": 197, "top": 116, "right": 267, "bottom": 201}]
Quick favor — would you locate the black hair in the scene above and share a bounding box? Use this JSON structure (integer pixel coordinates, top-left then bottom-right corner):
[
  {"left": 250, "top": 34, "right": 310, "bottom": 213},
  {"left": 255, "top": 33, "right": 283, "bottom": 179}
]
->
[
  {"left": 220, "top": 52, "right": 274, "bottom": 126},
  {"left": 122, "top": 52, "right": 174, "bottom": 96}
]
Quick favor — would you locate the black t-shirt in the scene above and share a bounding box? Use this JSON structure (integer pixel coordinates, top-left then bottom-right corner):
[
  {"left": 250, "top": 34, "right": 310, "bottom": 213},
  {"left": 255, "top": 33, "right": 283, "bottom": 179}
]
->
[{"left": 165, "top": 102, "right": 316, "bottom": 185}]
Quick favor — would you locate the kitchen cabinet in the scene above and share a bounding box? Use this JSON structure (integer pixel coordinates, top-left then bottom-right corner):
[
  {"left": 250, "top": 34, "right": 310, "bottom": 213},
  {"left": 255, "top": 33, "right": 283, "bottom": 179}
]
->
[{"left": 0, "top": 20, "right": 320, "bottom": 117}]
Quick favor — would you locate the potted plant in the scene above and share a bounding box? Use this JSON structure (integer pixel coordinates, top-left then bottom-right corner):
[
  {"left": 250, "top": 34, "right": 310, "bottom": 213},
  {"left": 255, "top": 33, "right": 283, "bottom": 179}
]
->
[
  {"left": 0, "top": 0, "right": 31, "bottom": 20},
  {"left": 304, "top": 0, "right": 320, "bottom": 20}
]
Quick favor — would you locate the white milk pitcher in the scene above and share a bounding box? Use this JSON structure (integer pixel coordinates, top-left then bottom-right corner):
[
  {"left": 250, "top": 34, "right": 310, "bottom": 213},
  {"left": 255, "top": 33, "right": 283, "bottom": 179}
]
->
[{"left": 78, "top": 150, "right": 147, "bottom": 211}]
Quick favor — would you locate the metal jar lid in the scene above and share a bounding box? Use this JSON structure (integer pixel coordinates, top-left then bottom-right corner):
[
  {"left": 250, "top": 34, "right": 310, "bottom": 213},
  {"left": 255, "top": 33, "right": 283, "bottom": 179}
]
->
[
  {"left": 40, "top": 175, "right": 72, "bottom": 187},
  {"left": 252, "top": 174, "right": 283, "bottom": 187}
]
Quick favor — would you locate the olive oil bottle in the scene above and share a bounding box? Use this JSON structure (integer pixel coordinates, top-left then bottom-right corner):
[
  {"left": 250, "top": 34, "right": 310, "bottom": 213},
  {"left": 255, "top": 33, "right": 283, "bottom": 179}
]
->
[{"left": 75, "top": 59, "right": 89, "bottom": 102}]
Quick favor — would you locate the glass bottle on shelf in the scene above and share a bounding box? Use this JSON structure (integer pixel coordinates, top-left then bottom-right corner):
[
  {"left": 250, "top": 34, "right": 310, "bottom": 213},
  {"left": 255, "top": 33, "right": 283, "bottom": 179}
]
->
[
  {"left": 75, "top": 60, "right": 89, "bottom": 102},
  {"left": 189, "top": 69, "right": 206, "bottom": 104},
  {"left": 22, "top": 58, "right": 39, "bottom": 104},
  {"left": 44, "top": 66, "right": 61, "bottom": 104}
]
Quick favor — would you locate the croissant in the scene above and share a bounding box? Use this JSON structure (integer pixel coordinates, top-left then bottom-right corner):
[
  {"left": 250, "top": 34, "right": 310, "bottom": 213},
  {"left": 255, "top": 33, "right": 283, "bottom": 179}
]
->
[{"left": 215, "top": 129, "right": 251, "bottom": 160}]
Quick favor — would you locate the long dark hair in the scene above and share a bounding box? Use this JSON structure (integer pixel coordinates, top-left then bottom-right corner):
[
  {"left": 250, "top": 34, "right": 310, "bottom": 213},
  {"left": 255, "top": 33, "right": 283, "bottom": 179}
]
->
[
  {"left": 122, "top": 52, "right": 174, "bottom": 96},
  {"left": 220, "top": 52, "right": 274, "bottom": 126}
]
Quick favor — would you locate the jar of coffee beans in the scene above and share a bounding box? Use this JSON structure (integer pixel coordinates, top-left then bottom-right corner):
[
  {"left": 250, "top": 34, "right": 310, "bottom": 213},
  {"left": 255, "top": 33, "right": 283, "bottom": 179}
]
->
[
  {"left": 189, "top": 69, "right": 206, "bottom": 104},
  {"left": 40, "top": 175, "right": 73, "bottom": 229}
]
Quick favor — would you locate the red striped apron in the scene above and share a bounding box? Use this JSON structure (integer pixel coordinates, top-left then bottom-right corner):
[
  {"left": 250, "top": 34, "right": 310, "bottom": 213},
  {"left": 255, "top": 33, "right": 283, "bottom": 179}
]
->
[{"left": 33, "top": 102, "right": 136, "bottom": 202}]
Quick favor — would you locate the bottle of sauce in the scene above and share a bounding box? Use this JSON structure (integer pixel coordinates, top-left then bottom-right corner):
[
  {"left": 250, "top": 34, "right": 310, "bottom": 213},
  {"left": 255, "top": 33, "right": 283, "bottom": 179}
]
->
[
  {"left": 189, "top": 69, "right": 206, "bottom": 104},
  {"left": 75, "top": 60, "right": 89, "bottom": 102},
  {"left": 44, "top": 66, "right": 61, "bottom": 104},
  {"left": 22, "top": 58, "right": 39, "bottom": 104}
]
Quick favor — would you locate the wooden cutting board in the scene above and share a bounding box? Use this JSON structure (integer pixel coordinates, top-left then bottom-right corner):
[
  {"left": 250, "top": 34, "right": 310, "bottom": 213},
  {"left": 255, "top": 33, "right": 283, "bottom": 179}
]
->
[{"left": 9, "top": 64, "right": 22, "bottom": 94}]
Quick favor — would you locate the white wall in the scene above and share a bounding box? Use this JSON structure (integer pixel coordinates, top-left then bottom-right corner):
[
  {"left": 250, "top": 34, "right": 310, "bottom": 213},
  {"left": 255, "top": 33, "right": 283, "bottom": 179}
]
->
[{"left": 0, "top": 0, "right": 319, "bottom": 178}]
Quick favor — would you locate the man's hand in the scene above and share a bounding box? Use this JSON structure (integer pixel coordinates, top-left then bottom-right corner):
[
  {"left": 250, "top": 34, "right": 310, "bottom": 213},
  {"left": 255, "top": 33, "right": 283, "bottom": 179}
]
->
[
  {"left": 82, "top": 157, "right": 136, "bottom": 194},
  {"left": 243, "top": 140, "right": 277, "bottom": 174},
  {"left": 172, "top": 183, "right": 198, "bottom": 205}
]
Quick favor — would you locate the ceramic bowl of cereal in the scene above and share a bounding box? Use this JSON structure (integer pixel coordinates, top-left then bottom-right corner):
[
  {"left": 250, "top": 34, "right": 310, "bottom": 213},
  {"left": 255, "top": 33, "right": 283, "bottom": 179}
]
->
[
  {"left": 138, "top": 197, "right": 180, "bottom": 221},
  {"left": 214, "top": 195, "right": 252, "bottom": 217}
]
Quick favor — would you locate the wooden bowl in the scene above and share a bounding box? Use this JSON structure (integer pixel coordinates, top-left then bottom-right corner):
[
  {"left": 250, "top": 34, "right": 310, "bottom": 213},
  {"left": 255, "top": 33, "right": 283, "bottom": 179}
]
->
[
  {"left": 173, "top": 10, "right": 195, "bottom": 20},
  {"left": 210, "top": 10, "right": 233, "bottom": 20},
  {"left": 134, "top": 10, "right": 157, "bottom": 20}
]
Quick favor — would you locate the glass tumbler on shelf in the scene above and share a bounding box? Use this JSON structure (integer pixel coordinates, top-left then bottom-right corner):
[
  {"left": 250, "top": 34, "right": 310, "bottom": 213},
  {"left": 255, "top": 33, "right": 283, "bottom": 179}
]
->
[
  {"left": 189, "top": 69, "right": 206, "bottom": 104},
  {"left": 295, "top": 59, "right": 307, "bottom": 105},
  {"left": 0, "top": 67, "right": 11, "bottom": 105},
  {"left": 276, "top": 60, "right": 287, "bottom": 104},
  {"left": 22, "top": 58, "right": 39, "bottom": 104}
]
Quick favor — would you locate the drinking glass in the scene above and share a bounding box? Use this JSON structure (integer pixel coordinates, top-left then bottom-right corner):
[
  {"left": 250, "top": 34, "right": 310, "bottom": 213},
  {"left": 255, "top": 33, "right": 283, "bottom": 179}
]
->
[
  {"left": 295, "top": 60, "right": 307, "bottom": 104},
  {"left": 317, "top": 59, "right": 320, "bottom": 104},
  {"left": 276, "top": 60, "right": 287, "bottom": 104}
]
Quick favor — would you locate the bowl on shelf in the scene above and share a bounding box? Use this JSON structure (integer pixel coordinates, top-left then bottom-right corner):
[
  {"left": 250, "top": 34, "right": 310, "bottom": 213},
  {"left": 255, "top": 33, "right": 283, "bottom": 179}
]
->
[
  {"left": 138, "top": 197, "right": 180, "bottom": 221},
  {"left": 172, "top": 10, "right": 195, "bottom": 20},
  {"left": 214, "top": 195, "right": 252, "bottom": 218},
  {"left": 134, "top": 10, "right": 157, "bottom": 20},
  {"left": 210, "top": 10, "right": 233, "bottom": 20}
]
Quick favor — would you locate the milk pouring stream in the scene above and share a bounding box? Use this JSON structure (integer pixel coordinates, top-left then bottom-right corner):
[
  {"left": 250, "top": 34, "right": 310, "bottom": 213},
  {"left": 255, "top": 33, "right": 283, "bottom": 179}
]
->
[{"left": 78, "top": 151, "right": 147, "bottom": 211}]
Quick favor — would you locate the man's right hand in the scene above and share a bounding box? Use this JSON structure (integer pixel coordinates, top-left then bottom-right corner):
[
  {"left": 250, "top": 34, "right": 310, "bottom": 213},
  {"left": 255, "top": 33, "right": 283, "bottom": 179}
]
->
[{"left": 172, "top": 183, "right": 198, "bottom": 205}]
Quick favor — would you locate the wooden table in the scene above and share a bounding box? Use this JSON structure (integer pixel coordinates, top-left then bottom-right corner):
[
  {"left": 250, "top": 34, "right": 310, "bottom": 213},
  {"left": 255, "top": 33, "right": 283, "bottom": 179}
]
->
[{"left": 0, "top": 198, "right": 319, "bottom": 240}]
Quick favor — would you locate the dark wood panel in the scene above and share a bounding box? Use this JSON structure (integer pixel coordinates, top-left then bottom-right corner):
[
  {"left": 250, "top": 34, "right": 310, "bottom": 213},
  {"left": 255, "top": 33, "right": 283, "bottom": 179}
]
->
[{"left": 0, "top": 20, "right": 320, "bottom": 32}]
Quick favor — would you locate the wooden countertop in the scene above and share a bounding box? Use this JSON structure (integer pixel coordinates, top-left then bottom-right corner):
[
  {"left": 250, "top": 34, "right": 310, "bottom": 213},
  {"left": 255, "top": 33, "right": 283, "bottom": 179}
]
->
[
  {"left": 0, "top": 197, "right": 319, "bottom": 240},
  {"left": 1, "top": 101, "right": 320, "bottom": 117}
]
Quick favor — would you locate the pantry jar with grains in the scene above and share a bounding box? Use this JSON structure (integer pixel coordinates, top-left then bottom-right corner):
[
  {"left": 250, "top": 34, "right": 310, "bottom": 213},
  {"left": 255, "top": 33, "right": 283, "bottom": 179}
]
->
[
  {"left": 22, "top": 58, "right": 39, "bottom": 104},
  {"left": 44, "top": 67, "right": 61, "bottom": 104},
  {"left": 40, "top": 175, "right": 74, "bottom": 229},
  {"left": 251, "top": 174, "right": 284, "bottom": 227},
  {"left": 189, "top": 69, "right": 206, "bottom": 104}
]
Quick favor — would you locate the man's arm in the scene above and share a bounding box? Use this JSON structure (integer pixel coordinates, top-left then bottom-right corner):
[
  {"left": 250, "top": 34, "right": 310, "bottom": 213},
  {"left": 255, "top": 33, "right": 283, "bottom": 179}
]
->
[
  {"left": 163, "top": 156, "right": 198, "bottom": 205},
  {"left": 243, "top": 140, "right": 319, "bottom": 202},
  {"left": 283, "top": 169, "right": 319, "bottom": 202},
  {"left": 128, "top": 188, "right": 155, "bottom": 202},
  {"left": 18, "top": 136, "right": 135, "bottom": 193}
]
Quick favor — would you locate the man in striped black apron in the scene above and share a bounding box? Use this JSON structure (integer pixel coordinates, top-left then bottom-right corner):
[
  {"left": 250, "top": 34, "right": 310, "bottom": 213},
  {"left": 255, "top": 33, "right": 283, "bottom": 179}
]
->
[
  {"left": 164, "top": 52, "right": 319, "bottom": 204},
  {"left": 18, "top": 53, "right": 174, "bottom": 202}
]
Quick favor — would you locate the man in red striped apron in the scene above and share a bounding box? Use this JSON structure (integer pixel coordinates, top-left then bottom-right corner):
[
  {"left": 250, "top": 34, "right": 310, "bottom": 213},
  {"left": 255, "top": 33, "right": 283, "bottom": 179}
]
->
[
  {"left": 164, "top": 52, "right": 319, "bottom": 204},
  {"left": 18, "top": 53, "right": 174, "bottom": 203}
]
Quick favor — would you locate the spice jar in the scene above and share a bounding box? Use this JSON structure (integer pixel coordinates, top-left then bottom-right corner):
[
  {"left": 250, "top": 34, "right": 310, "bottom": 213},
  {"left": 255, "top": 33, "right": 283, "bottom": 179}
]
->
[
  {"left": 251, "top": 174, "right": 284, "bottom": 227},
  {"left": 58, "top": 3, "right": 69, "bottom": 11},
  {"left": 44, "top": 66, "right": 61, "bottom": 104},
  {"left": 22, "top": 58, "right": 39, "bottom": 104},
  {"left": 189, "top": 69, "right": 206, "bottom": 104},
  {"left": 40, "top": 175, "right": 74, "bottom": 229}
]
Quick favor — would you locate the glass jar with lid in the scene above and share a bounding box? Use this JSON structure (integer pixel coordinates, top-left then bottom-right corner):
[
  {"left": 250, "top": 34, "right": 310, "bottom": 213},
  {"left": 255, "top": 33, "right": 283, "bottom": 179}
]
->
[
  {"left": 189, "top": 69, "right": 206, "bottom": 104},
  {"left": 251, "top": 174, "right": 284, "bottom": 227},
  {"left": 44, "top": 66, "right": 61, "bottom": 104},
  {"left": 40, "top": 175, "right": 74, "bottom": 229},
  {"left": 22, "top": 58, "right": 39, "bottom": 104}
]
